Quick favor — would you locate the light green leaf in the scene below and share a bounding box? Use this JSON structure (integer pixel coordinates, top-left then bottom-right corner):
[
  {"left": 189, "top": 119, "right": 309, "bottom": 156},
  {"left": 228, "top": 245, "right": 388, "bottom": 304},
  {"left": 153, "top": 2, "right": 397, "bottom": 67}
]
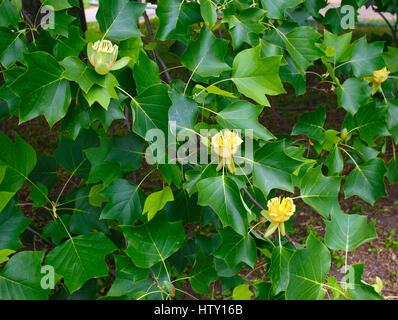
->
[
  {"left": 232, "top": 284, "right": 253, "bottom": 300},
  {"left": 216, "top": 100, "right": 275, "bottom": 141},
  {"left": 261, "top": 0, "right": 303, "bottom": 19},
  {"left": 349, "top": 37, "right": 384, "bottom": 78},
  {"left": 345, "top": 264, "right": 383, "bottom": 300},
  {"left": 267, "top": 246, "right": 294, "bottom": 295},
  {"left": 232, "top": 45, "right": 285, "bottom": 106},
  {"left": 324, "top": 210, "right": 377, "bottom": 251},
  {"left": 143, "top": 186, "right": 174, "bottom": 221},
  {"left": 41, "top": 0, "right": 71, "bottom": 10},
  {"left": 133, "top": 50, "right": 161, "bottom": 95},
  {"left": 200, "top": 0, "right": 217, "bottom": 28},
  {"left": 337, "top": 78, "right": 371, "bottom": 115}
]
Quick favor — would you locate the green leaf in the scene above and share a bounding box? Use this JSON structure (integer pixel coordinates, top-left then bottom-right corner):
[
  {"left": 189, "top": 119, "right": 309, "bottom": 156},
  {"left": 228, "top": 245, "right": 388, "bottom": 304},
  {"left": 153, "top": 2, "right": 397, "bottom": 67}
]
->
[
  {"left": 84, "top": 137, "right": 122, "bottom": 186},
  {"left": 29, "top": 155, "right": 58, "bottom": 191},
  {"left": 53, "top": 26, "right": 85, "bottom": 61},
  {"left": 253, "top": 140, "right": 303, "bottom": 195},
  {"left": 61, "top": 56, "right": 106, "bottom": 94},
  {"left": 200, "top": 0, "right": 216, "bottom": 28},
  {"left": 11, "top": 51, "right": 71, "bottom": 126},
  {"left": 232, "top": 45, "right": 285, "bottom": 106},
  {"left": 299, "top": 166, "right": 342, "bottom": 218},
  {"left": 181, "top": 27, "right": 230, "bottom": 78},
  {"left": 345, "top": 264, "right": 384, "bottom": 300},
  {"left": 344, "top": 158, "right": 387, "bottom": 205},
  {"left": 232, "top": 284, "right": 253, "bottom": 300},
  {"left": 382, "top": 46, "right": 398, "bottom": 73},
  {"left": 121, "top": 213, "right": 185, "bottom": 269},
  {"left": 0, "top": 132, "right": 37, "bottom": 211},
  {"left": 96, "top": 0, "right": 146, "bottom": 41},
  {"left": 168, "top": 86, "right": 198, "bottom": 134},
  {"left": 105, "top": 132, "right": 145, "bottom": 171},
  {"left": 0, "top": 199, "right": 31, "bottom": 250},
  {"left": 133, "top": 51, "right": 161, "bottom": 95},
  {"left": 336, "top": 78, "right": 371, "bottom": 115},
  {"left": 216, "top": 100, "right": 275, "bottom": 141},
  {"left": 197, "top": 176, "right": 248, "bottom": 236},
  {"left": 41, "top": 0, "right": 71, "bottom": 10},
  {"left": 267, "top": 246, "right": 294, "bottom": 295},
  {"left": 285, "top": 26, "right": 322, "bottom": 76},
  {"left": 190, "top": 250, "right": 218, "bottom": 294},
  {"left": 322, "top": 30, "right": 353, "bottom": 64},
  {"left": 83, "top": 73, "right": 119, "bottom": 110},
  {"left": 156, "top": 0, "right": 183, "bottom": 40},
  {"left": 142, "top": 186, "right": 174, "bottom": 221},
  {"left": 291, "top": 105, "right": 326, "bottom": 141},
  {"left": 325, "top": 210, "right": 377, "bottom": 251},
  {"left": 119, "top": 37, "right": 142, "bottom": 69},
  {"left": 55, "top": 128, "right": 99, "bottom": 180},
  {"left": 42, "top": 214, "right": 71, "bottom": 245},
  {"left": 131, "top": 84, "right": 172, "bottom": 138},
  {"left": 261, "top": 0, "right": 303, "bottom": 19},
  {"left": 89, "top": 99, "right": 125, "bottom": 132},
  {"left": 0, "top": 251, "right": 49, "bottom": 299},
  {"left": 286, "top": 234, "right": 331, "bottom": 300},
  {"left": 355, "top": 103, "right": 389, "bottom": 147},
  {"left": 47, "top": 11, "right": 76, "bottom": 38},
  {"left": 213, "top": 227, "right": 257, "bottom": 269},
  {"left": 325, "top": 146, "right": 344, "bottom": 176},
  {"left": 46, "top": 232, "right": 116, "bottom": 293},
  {"left": 0, "top": 0, "right": 19, "bottom": 28},
  {"left": 224, "top": 8, "right": 266, "bottom": 50},
  {"left": 0, "top": 249, "right": 14, "bottom": 264},
  {"left": 349, "top": 37, "right": 385, "bottom": 78},
  {"left": 100, "top": 179, "right": 145, "bottom": 225},
  {"left": 387, "top": 100, "right": 398, "bottom": 144},
  {"left": 386, "top": 157, "right": 398, "bottom": 185}
]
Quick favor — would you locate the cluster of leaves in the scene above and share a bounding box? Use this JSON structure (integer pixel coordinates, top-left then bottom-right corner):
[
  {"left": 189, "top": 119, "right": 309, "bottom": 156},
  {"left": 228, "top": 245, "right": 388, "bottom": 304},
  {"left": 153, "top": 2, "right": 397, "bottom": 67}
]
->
[{"left": 0, "top": 0, "right": 397, "bottom": 300}]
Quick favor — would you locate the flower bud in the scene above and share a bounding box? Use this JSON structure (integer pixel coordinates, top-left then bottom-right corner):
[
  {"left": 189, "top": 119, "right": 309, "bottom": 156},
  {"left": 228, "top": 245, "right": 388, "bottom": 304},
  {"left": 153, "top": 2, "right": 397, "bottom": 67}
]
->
[
  {"left": 340, "top": 128, "right": 348, "bottom": 140},
  {"left": 87, "top": 40, "right": 130, "bottom": 75}
]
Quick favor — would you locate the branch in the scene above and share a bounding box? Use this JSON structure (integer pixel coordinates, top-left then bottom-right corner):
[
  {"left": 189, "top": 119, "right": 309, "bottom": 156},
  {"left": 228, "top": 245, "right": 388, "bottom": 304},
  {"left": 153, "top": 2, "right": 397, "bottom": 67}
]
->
[
  {"left": 142, "top": 11, "right": 172, "bottom": 83},
  {"left": 373, "top": 6, "right": 398, "bottom": 46}
]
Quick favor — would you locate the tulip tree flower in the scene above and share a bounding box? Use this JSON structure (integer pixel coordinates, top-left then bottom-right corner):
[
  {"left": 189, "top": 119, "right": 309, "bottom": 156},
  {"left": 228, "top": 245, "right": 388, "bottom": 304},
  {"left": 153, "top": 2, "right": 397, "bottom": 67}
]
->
[
  {"left": 364, "top": 67, "right": 390, "bottom": 95},
  {"left": 87, "top": 40, "right": 130, "bottom": 75},
  {"left": 261, "top": 197, "right": 296, "bottom": 238},
  {"left": 211, "top": 129, "right": 243, "bottom": 174}
]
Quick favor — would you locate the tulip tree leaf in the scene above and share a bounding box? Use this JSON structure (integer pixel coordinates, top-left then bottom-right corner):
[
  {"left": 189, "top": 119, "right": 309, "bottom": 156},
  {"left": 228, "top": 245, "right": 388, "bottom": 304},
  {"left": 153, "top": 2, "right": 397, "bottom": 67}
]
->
[
  {"left": 261, "top": 0, "right": 303, "bottom": 19},
  {"left": 133, "top": 51, "right": 161, "bottom": 95},
  {"left": 131, "top": 84, "right": 172, "bottom": 138},
  {"left": 336, "top": 78, "right": 371, "bottom": 115},
  {"left": 156, "top": 0, "right": 183, "bottom": 40},
  {"left": 190, "top": 250, "right": 218, "bottom": 294},
  {"left": 213, "top": 227, "right": 257, "bottom": 269},
  {"left": 285, "top": 26, "right": 323, "bottom": 76},
  {"left": 324, "top": 210, "right": 377, "bottom": 251},
  {"left": 96, "top": 0, "right": 146, "bottom": 41},
  {"left": 253, "top": 140, "right": 303, "bottom": 196},
  {"left": 286, "top": 234, "right": 331, "bottom": 300},
  {"left": 41, "top": 0, "right": 72, "bottom": 11},
  {"left": 349, "top": 37, "right": 384, "bottom": 78},
  {"left": 168, "top": 87, "right": 199, "bottom": 134},
  {"left": 100, "top": 179, "right": 145, "bottom": 225},
  {"left": 200, "top": 0, "right": 217, "bottom": 28},
  {"left": 267, "top": 246, "right": 294, "bottom": 295},
  {"left": 197, "top": 176, "right": 248, "bottom": 236},
  {"left": 216, "top": 100, "right": 275, "bottom": 141},
  {"left": 0, "top": 251, "right": 49, "bottom": 299},
  {"left": 0, "top": 27, "right": 26, "bottom": 68},
  {"left": 0, "top": 133, "right": 37, "bottom": 212},
  {"left": 142, "top": 186, "right": 174, "bottom": 221},
  {"left": 181, "top": 27, "right": 230, "bottom": 78},
  {"left": 325, "top": 146, "right": 344, "bottom": 176},
  {"left": 344, "top": 264, "right": 384, "bottom": 300},
  {"left": 344, "top": 158, "right": 387, "bottom": 205},
  {"left": 46, "top": 232, "right": 117, "bottom": 293},
  {"left": 386, "top": 157, "right": 398, "bottom": 185},
  {"left": 0, "top": 199, "right": 31, "bottom": 250},
  {"left": 299, "top": 166, "right": 342, "bottom": 218},
  {"left": 11, "top": 51, "right": 71, "bottom": 126},
  {"left": 291, "top": 105, "right": 326, "bottom": 141},
  {"left": 121, "top": 213, "right": 185, "bottom": 269},
  {"left": 0, "top": 0, "right": 19, "bottom": 28},
  {"left": 232, "top": 45, "right": 285, "bottom": 106}
]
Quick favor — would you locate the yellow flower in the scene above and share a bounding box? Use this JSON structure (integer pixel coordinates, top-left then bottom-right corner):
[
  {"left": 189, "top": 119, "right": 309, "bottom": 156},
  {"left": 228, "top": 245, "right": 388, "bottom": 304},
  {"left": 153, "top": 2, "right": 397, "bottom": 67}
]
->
[
  {"left": 87, "top": 40, "right": 130, "bottom": 75},
  {"left": 364, "top": 67, "right": 390, "bottom": 95},
  {"left": 261, "top": 197, "right": 295, "bottom": 237},
  {"left": 211, "top": 129, "right": 243, "bottom": 174}
]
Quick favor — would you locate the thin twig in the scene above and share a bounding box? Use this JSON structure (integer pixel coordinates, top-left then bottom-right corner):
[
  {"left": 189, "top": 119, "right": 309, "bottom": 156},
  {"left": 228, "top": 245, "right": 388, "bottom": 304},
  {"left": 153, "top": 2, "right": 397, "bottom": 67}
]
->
[
  {"left": 26, "top": 226, "right": 56, "bottom": 247},
  {"left": 142, "top": 11, "right": 172, "bottom": 83},
  {"left": 373, "top": 6, "right": 398, "bottom": 46}
]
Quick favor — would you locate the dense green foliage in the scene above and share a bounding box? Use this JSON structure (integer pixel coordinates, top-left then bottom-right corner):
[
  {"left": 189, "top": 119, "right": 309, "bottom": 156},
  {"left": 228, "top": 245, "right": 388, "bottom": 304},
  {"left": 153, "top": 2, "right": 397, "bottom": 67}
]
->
[{"left": 0, "top": 0, "right": 397, "bottom": 300}]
